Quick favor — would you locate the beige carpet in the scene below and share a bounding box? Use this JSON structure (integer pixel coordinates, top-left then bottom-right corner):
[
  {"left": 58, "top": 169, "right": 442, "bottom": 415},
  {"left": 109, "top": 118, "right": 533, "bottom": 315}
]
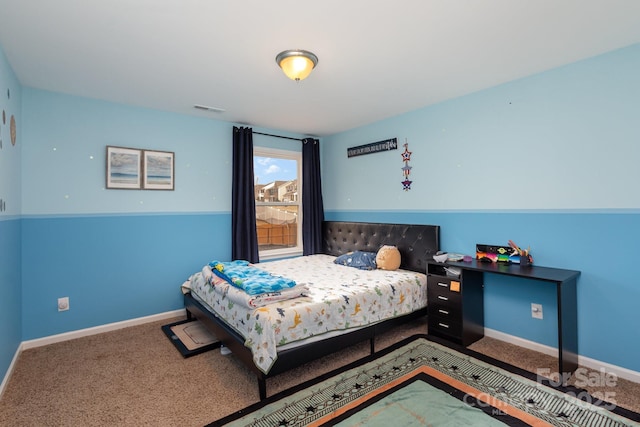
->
[{"left": 0, "top": 316, "right": 638, "bottom": 427}]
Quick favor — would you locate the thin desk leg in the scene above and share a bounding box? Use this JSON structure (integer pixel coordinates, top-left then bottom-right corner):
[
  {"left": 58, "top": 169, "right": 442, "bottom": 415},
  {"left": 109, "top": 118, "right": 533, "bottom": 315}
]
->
[{"left": 558, "top": 277, "right": 579, "bottom": 378}]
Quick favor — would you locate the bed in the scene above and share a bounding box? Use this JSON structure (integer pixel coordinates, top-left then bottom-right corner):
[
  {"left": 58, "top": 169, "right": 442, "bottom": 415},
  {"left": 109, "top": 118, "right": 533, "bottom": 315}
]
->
[{"left": 182, "top": 221, "right": 440, "bottom": 399}]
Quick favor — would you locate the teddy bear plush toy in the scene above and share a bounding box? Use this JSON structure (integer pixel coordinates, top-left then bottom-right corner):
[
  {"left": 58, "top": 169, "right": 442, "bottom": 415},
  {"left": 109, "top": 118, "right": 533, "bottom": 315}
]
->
[{"left": 376, "top": 245, "right": 401, "bottom": 270}]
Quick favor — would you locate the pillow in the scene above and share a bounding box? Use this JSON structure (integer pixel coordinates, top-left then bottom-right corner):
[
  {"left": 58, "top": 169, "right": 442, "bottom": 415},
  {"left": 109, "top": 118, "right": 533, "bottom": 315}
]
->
[
  {"left": 376, "top": 245, "right": 401, "bottom": 270},
  {"left": 334, "top": 251, "right": 378, "bottom": 270}
]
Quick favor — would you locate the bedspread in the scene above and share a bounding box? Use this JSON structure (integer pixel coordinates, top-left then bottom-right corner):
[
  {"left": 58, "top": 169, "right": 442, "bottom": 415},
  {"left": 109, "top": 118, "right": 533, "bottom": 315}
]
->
[{"left": 187, "top": 254, "right": 427, "bottom": 374}]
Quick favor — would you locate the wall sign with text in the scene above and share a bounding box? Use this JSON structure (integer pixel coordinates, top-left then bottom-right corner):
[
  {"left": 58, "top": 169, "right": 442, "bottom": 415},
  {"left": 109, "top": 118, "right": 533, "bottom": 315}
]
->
[{"left": 347, "top": 138, "right": 397, "bottom": 158}]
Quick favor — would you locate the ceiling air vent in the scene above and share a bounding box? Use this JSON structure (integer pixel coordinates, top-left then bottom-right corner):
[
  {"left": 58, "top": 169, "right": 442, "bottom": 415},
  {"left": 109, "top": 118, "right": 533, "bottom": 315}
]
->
[{"left": 193, "top": 104, "right": 226, "bottom": 113}]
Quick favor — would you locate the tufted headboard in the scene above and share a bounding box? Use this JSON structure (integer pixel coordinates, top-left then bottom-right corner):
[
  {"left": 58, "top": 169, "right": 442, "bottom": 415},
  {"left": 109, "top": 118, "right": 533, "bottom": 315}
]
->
[{"left": 322, "top": 221, "right": 440, "bottom": 273}]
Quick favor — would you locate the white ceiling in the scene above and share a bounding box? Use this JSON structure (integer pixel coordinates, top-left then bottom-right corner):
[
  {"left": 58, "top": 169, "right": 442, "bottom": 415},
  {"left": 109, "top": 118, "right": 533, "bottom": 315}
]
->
[{"left": 1, "top": 0, "right": 639, "bottom": 137}]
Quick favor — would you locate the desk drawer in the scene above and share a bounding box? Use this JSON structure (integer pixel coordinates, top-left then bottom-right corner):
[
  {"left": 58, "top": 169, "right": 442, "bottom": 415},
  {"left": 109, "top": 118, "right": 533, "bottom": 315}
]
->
[
  {"left": 429, "top": 301, "right": 461, "bottom": 322},
  {"left": 427, "top": 276, "right": 462, "bottom": 298},
  {"left": 428, "top": 314, "right": 462, "bottom": 338},
  {"left": 428, "top": 290, "right": 461, "bottom": 308}
]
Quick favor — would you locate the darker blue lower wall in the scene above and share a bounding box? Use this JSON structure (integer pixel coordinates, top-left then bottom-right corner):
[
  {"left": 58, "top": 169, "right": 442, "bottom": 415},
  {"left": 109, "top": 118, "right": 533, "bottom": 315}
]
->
[
  {"left": 14, "top": 209, "right": 640, "bottom": 375},
  {"left": 21, "top": 213, "right": 230, "bottom": 340},
  {"left": 0, "top": 219, "right": 22, "bottom": 382}
]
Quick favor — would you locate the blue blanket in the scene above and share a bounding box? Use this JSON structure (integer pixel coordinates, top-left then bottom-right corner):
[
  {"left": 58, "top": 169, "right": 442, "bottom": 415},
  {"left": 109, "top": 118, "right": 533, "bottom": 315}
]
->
[{"left": 208, "top": 260, "right": 297, "bottom": 295}]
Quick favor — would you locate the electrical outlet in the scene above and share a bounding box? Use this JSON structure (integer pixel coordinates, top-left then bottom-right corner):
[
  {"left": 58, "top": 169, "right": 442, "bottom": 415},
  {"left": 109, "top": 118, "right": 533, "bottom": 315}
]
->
[
  {"left": 58, "top": 297, "right": 69, "bottom": 312},
  {"left": 531, "top": 303, "right": 543, "bottom": 319}
]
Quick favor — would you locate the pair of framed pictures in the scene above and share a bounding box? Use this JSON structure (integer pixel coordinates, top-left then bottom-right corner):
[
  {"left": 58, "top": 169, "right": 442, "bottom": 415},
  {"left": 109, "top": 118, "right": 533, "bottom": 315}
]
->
[{"left": 106, "top": 146, "right": 174, "bottom": 190}]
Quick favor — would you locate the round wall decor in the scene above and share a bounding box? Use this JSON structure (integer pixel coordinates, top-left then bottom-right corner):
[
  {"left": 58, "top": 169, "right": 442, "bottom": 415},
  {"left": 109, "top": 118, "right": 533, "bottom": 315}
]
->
[{"left": 10, "top": 115, "right": 16, "bottom": 146}]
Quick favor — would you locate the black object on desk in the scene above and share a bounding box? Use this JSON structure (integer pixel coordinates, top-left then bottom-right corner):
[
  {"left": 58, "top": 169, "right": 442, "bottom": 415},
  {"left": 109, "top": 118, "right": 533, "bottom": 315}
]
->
[{"left": 426, "top": 259, "right": 580, "bottom": 377}]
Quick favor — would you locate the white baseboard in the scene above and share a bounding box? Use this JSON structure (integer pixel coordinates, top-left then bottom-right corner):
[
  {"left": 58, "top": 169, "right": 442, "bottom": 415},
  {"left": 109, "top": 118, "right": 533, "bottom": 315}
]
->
[
  {"left": 0, "top": 308, "right": 185, "bottom": 398},
  {"left": 577, "top": 353, "right": 640, "bottom": 385},
  {"left": 0, "top": 342, "right": 23, "bottom": 400},
  {"left": 484, "top": 328, "right": 640, "bottom": 384},
  {"left": 21, "top": 309, "right": 185, "bottom": 350},
  {"left": 483, "top": 328, "right": 559, "bottom": 357}
]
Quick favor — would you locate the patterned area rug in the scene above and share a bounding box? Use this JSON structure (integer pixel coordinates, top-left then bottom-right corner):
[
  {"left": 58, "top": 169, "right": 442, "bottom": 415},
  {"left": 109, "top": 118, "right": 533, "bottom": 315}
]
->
[{"left": 209, "top": 335, "right": 640, "bottom": 426}]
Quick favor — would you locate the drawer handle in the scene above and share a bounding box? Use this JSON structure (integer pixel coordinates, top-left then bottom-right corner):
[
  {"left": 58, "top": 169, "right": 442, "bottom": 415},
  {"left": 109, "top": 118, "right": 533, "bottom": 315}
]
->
[
  {"left": 437, "top": 282, "right": 448, "bottom": 287},
  {"left": 437, "top": 296, "right": 449, "bottom": 301},
  {"left": 438, "top": 323, "right": 450, "bottom": 328},
  {"left": 438, "top": 309, "right": 449, "bottom": 315}
]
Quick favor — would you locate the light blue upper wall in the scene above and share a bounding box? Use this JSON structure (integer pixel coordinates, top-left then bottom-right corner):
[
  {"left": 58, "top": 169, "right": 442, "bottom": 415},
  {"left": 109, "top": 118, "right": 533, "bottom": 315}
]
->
[
  {"left": 20, "top": 89, "right": 304, "bottom": 216},
  {"left": 0, "top": 43, "right": 22, "bottom": 385},
  {"left": 323, "top": 43, "right": 640, "bottom": 212},
  {"left": 323, "top": 44, "right": 640, "bottom": 372},
  {"left": 21, "top": 88, "right": 233, "bottom": 215},
  {"left": 0, "top": 46, "right": 22, "bottom": 214}
]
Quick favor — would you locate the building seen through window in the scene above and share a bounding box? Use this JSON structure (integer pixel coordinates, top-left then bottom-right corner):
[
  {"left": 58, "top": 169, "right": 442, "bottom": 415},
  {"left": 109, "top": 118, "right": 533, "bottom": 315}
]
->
[{"left": 253, "top": 149, "right": 301, "bottom": 257}]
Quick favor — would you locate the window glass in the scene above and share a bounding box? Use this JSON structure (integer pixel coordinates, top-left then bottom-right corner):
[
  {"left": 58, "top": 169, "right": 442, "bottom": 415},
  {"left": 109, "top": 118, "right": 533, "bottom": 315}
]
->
[{"left": 253, "top": 147, "right": 302, "bottom": 258}]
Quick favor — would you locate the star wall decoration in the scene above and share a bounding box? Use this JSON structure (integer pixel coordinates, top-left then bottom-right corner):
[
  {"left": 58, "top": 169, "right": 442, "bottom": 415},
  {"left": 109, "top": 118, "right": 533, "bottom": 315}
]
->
[
  {"left": 401, "top": 142, "right": 413, "bottom": 191},
  {"left": 401, "top": 145, "right": 412, "bottom": 161}
]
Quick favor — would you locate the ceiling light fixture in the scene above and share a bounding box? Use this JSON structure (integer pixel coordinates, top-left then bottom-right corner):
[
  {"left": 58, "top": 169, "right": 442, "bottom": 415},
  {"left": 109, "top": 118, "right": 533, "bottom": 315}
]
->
[{"left": 275, "top": 49, "right": 318, "bottom": 82}]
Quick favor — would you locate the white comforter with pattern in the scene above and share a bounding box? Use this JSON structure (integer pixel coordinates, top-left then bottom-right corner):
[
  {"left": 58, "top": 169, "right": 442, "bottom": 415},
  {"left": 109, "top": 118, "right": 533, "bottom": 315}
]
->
[{"left": 184, "top": 254, "right": 427, "bottom": 374}]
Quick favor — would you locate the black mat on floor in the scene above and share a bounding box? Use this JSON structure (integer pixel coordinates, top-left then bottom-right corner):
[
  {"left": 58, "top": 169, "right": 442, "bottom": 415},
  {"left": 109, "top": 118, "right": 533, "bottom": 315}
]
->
[{"left": 161, "top": 318, "right": 220, "bottom": 358}]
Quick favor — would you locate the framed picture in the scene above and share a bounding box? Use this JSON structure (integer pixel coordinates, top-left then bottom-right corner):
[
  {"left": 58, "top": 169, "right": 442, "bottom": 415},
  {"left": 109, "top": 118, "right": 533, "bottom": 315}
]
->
[
  {"left": 106, "top": 146, "right": 142, "bottom": 189},
  {"left": 143, "top": 150, "right": 175, "bottom": 190}
]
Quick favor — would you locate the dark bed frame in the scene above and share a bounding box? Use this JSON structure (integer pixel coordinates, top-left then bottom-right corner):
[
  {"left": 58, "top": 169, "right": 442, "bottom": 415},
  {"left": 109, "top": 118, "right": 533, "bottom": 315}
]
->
[{"left": 184, "top": 220, "right": 440, "bottom": 399}]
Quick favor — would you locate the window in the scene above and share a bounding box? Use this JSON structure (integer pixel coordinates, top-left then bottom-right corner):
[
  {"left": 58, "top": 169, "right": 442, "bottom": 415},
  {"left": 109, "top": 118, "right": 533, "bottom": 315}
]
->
[{"left": 253, "top": 147, "right": 302, "bottom": 259}]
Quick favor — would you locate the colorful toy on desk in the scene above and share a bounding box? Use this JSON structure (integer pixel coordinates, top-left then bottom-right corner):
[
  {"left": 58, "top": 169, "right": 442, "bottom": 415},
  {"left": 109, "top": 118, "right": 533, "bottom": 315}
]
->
[
  {"left": 508, "top": 240, "right": 533, "bottom": 265},
  {"left": 475, "top": 244, "right": 514, "bottom": 263}
]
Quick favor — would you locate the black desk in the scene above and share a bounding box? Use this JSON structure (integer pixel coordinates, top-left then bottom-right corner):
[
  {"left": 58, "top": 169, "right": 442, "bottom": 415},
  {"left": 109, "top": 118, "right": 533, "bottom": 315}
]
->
[{"left": 427, "top": 260, "right": 580, "bottom": 376}]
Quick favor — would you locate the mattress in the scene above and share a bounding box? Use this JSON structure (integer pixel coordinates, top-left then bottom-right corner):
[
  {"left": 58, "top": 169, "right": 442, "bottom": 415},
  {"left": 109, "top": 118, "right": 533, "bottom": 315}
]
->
[{"left": 186, "top": 254, "right": 427, "bottom": 374}]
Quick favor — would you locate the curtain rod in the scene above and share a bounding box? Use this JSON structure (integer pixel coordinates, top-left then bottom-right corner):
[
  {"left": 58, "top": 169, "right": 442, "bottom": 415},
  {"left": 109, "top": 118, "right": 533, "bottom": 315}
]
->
[
  {"left": 253, "top": 131, "right": 303, "bottom": 141},
  {"left": 251, "top": 131, "right": 322, "bottom": 142}
]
